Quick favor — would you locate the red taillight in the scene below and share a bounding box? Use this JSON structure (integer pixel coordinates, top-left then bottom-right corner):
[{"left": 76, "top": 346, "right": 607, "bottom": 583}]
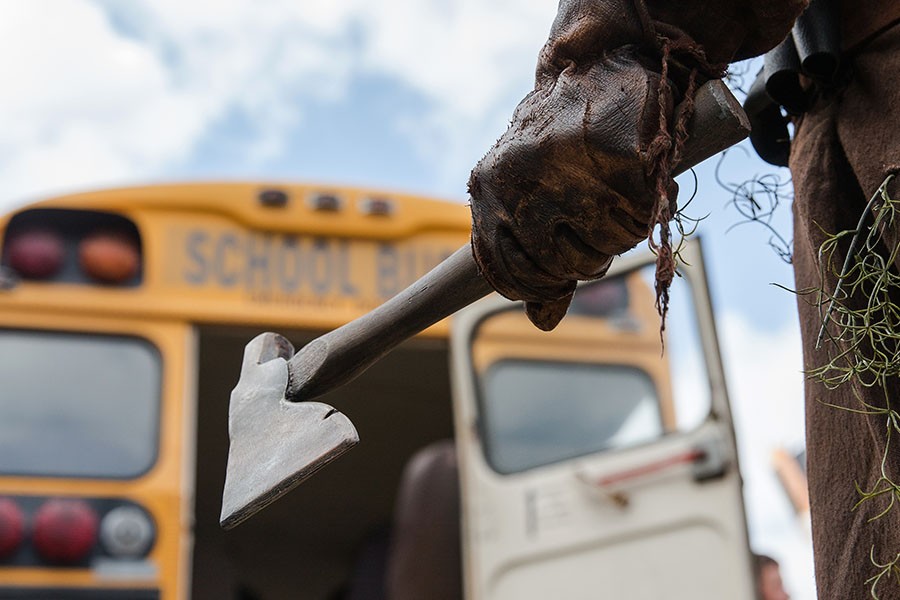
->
[
  {"left": 0, "top": 497, "right": 25, "bottom": 559},
  {"left": 78, "top": 230, "right": 140, "bottom": 283},
  {"left": 5, "top": 229, "right": 64, "bottom": 279},
  {"left": 33, "top": 498, "right": 98, "bottom": 564}
]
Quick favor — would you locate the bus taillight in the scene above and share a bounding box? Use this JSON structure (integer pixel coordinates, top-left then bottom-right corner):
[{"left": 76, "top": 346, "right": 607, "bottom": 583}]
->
[
  {"left": 0, "top": 497, "right": 25, "bottom": 559},
  {"left": 32, "top": 498, "right": 98, "bottom": 564},
  {"left": 0, "top": 496, "right": 156, "bottom": 567},
  {"left": 1, "top": 209, "right": 143, "bottom": 287},
  {"left": 99, "top": 505, "right": 155, "bottom": 558},
  {"left": 4, "top": 229, "right": 65, "bottom": 279}
]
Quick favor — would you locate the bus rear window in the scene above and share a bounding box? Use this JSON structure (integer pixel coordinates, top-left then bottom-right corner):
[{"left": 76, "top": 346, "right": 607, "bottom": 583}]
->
[
  {"left": 0, "top": 330, "right": 160, "bottom": 479},
  {"left": 480, "top": 361, "right": 663, "bottom": 474}
]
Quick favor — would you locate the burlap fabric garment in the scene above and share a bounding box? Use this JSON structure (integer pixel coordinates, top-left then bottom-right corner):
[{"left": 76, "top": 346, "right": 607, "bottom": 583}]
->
[{"left": 791, "top": 19, "right": 900, "bottom": 599}]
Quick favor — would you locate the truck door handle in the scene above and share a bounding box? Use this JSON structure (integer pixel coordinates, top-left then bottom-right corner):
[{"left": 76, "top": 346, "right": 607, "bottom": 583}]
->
[
  {"left": 589, "top": 449, "right": 708, "bottom": 488},
  {"left": 575, "top": 440, "right": 728, "bottom": 507}
]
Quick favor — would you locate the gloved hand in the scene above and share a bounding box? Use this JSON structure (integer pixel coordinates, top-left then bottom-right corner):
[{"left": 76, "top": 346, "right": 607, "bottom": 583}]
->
[
  {"left": 468, "top": 0, "right": 677, "bottom": 331},
  {"left": 469, "top": 0, "right": 806, "bottom": 331}
]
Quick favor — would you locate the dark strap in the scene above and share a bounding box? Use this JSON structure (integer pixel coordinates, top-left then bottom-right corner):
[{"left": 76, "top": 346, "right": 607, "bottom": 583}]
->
[
  {"left": 765, "top": 0, "right": 841, "bottom": 108},
  {"left": 744, "top": 69, "right": 791, "bottom": 167},
  {"left": 793, "top": 0, "right": 841, "bottom": 80},
  {"left": 746, "top": 0, "right": 842, "bottom": 166}
]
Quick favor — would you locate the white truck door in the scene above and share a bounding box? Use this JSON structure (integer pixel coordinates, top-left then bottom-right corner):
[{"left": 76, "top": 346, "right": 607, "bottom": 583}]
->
[{"left": 450, "top": 238, "right": 755, "bottom": 600}]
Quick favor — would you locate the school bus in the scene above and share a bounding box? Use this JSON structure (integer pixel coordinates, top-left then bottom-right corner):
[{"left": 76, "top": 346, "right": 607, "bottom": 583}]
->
[{"left": 0, "top": 182, "right": 755, "bottom": 599}]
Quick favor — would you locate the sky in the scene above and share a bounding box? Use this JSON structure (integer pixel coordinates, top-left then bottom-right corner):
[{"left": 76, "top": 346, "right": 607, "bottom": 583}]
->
[{"left": 0, "top": 1, "right": 813, "bottom": 596}]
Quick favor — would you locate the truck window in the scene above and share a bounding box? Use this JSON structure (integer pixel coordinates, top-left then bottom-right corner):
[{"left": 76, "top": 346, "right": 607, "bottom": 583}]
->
[
  {"left": 468, "top": 262, "right": 713, "bottom": 476},
  {"left": 481, "top": 360, "right": 662, "bottom": 474}
]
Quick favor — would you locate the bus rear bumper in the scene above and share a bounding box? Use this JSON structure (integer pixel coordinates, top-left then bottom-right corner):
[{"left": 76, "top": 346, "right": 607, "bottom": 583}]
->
[{"left": 0, "top": 588, "right": 159, "bottom": 599}]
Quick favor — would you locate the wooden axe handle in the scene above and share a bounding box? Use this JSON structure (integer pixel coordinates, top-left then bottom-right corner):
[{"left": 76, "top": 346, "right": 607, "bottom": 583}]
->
[{"left": 285, "top": 79, "right": 750, "bottom": 402}]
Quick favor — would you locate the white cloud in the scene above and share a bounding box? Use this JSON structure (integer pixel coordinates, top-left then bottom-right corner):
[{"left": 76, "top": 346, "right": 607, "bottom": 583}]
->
[
  {"left": 0, "top": 1, "right": 215, "bottom": 203},
  {"left": 720, "top": 312, "right": 805, "bottom": 451},
  {"left": 0, "top": 0, "right": 556, "bottom": 208},
  {"left": 354, "top": 0, "right": 555, "bottom": 190},
  {"left": 718, "top": 312, "right": 815, "bottom": 600},
  {"left": 357, "top": 0, "right": 550, "bottom": 116}
]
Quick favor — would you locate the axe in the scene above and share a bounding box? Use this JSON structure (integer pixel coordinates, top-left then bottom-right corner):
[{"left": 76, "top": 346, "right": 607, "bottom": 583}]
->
[{"left": 220, "top": 79, "right": 751, "bottom": 530}]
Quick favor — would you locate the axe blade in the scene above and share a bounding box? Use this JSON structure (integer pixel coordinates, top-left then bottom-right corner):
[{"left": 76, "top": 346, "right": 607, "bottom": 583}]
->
[{"left": 220, "top": 332, "right": 359, "bottom": 530}]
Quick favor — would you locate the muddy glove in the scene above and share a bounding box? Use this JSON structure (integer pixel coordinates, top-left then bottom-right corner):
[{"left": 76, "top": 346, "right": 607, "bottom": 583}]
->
[
  {"left": 469, "top": 0, "right": 807, "bottom": 330},
  {"left": 469, "top": 0, "right": 692, "bottom": 331},
  {"left": 469, "top": 51, "right": 670, "bottom": 330},
  {"left": 468, "top": 0, "right": 804, "bottom": 331}
]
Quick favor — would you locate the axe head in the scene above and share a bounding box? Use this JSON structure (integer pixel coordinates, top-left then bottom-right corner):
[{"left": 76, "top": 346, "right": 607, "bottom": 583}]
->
[{"left": 220, "top": 332, "right": 359, "bottom": 530}]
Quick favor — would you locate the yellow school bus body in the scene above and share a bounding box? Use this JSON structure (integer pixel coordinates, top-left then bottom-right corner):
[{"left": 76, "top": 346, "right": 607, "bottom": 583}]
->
[{"left": 0, "top": 182, "right": 469, "bottom": 599}]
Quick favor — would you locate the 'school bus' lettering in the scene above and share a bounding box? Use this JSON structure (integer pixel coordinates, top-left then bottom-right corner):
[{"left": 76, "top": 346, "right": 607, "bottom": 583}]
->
[{"left": 163, "top": 227, "right": 457, "bottom": 307}]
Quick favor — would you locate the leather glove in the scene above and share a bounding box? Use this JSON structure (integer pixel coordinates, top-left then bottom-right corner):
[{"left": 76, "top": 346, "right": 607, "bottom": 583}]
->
[
  {"left": 468, "top": 0, "right": 674, "bottom": 331},
  {"left": 469, "top": 0, "right": 805, "bottom": 331}
]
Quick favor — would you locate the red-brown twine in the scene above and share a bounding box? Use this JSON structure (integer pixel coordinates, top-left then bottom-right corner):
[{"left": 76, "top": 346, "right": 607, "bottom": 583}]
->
[{"left": 645, "top": 36, "right": 721, "bottom": 343}]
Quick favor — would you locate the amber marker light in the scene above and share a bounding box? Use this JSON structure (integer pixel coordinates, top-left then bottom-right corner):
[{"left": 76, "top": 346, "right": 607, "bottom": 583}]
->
[{"left": 78, "top": 230, "right": 141, "bottom": 284}]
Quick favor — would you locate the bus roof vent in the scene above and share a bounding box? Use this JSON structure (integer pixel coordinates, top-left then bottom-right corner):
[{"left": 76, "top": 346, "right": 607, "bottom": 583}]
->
[
  {"left": 359, "top": 197, "right": 395, "bottom": 217},
  {"left": 307, "top": 193, "right": 342, "bottom": 212},
  {"left": 258, "top": 189, "right": 289, "bottom": 208}
]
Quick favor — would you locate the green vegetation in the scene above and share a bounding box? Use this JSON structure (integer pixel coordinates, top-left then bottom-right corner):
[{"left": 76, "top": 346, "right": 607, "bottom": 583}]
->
[{"left": 806, "top": 175, "right": 900, "bottom": 598}]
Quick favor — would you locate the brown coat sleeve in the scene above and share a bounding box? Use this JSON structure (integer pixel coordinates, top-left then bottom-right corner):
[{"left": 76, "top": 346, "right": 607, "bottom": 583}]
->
[{"left": 647, "top": 0, "right": 809, "bottom": 64}]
